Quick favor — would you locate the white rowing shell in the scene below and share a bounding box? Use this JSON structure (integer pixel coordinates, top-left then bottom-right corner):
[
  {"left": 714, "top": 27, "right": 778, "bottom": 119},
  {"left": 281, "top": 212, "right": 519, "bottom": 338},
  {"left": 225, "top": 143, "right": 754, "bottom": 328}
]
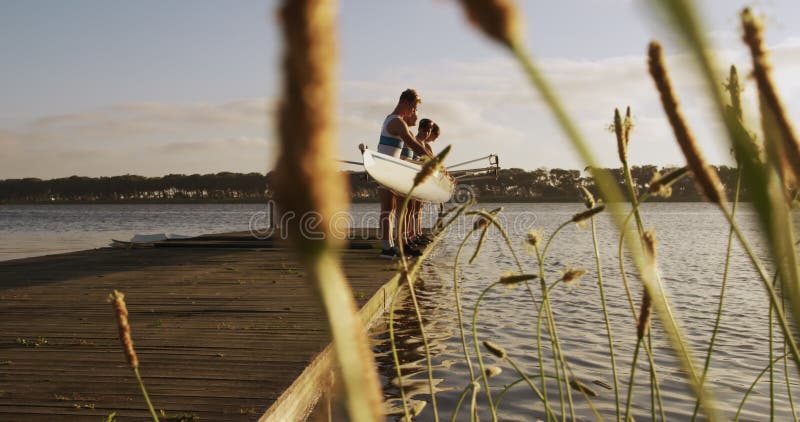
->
[{"left": 362, "top": 149, "right": 455, "bottom": 203}]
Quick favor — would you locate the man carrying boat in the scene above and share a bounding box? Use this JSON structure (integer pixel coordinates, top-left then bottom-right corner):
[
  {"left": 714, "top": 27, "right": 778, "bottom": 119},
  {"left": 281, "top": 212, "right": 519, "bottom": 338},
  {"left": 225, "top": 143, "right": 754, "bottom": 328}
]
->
[{"left": 377, "top": 89, "right": 427, "bottom": 258}]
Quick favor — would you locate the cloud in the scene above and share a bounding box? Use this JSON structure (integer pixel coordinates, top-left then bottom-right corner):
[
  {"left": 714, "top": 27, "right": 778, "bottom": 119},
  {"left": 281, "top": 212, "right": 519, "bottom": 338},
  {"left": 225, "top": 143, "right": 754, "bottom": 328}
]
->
[
  {"left": 0, "top": 100, "right": 273, "bottom": 178},
  {"left": 3, "top": 37, "right": 800, "bottom": 179},
  {"left": 156, "top": 136, "right": 266, "bottom": 154}
]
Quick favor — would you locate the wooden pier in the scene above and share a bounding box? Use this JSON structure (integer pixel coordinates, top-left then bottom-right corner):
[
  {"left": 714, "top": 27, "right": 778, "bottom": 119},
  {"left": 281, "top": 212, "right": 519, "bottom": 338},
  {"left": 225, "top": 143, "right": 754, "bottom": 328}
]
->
[{"left": 0, "top": 230, "right": 408, "bottom": 421}]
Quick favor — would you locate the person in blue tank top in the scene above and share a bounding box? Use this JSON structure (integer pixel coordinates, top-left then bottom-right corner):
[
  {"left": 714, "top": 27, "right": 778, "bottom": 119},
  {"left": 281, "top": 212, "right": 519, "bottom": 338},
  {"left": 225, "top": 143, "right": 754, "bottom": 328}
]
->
[{"left": 377, "top": 89, "right": 426, "bottom": 258}]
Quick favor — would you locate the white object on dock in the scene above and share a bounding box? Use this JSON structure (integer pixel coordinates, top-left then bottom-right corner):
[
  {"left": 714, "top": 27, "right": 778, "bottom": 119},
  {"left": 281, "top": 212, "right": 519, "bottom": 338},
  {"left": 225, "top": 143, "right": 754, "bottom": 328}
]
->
[
  {"left": 361, "top": 146, "right": 454, "bottom": 203},
  {"left": 110, "top": 233, "right": 193, "bottom": 248}
]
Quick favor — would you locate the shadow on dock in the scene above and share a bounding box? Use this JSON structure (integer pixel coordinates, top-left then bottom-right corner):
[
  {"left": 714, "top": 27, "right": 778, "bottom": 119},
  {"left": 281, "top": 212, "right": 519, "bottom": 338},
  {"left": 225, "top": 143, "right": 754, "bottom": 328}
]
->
[{"left": 0, "top": 228, "right": 408, "bottom": 421}]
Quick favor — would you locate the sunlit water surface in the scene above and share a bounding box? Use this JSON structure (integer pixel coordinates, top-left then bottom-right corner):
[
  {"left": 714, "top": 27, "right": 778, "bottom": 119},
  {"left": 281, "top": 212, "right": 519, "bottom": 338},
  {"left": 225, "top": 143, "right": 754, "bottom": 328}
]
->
[{"left": 1, "top": 202, "right": 798, "bottom": 421}]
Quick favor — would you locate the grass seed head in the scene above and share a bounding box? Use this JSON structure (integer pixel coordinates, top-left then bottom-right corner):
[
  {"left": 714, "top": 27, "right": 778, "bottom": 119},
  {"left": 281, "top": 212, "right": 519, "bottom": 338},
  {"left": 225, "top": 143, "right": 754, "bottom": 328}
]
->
[
  {"left": 274, "top": 0, "right": 349, "bottom": 250},
  {"left": 637, "top": 230, "right": 657, "bottom": 339},
  {"left": 526, "top": 229, "right": 542, "bottom": 248},
  {"left": 108, "top": 290, "right": 138, "bottom": 368},
  {"left": 485, "top": 366, "right": 503, "bottom": 378},
  {"left": 473, "top": 207, "right": 501, "bottom": 230},
  {"left": 458, "top": 0, "right": 521, "bottom": 49},
  {"left": 561, "top": 268, "right": 588, "bottom": 285},
  {"left": 499, "top": 273, "right": 538, "bottom": 286},
  {"left": 579, "top": 186, "right": 596, "bottom": 209},
  {"left": 741, "top": 7, "right": 800, "bottom": 192},
  {"left": 642, "top": 229, "right": 658, "bottom": 261},
  {"left": 414, "top": 145, "right": 451, "bottom": 186},
  {"left": 725, "top": 65, "right": 743, "bottom": 120},
  {"left": 483, "top": 340, "right": 507, "bottom": 359},
  {"left": 569, "top": 379, "right": 598, "bottom": 397},
  {"left": 637, "top": 290, "right": 653, "bottom": 340},
  {"left": 614, "top": 108, "right": 627, "bottom": 164},
  {"left": 572, "top": 204, "right": 605, "bottom": 223},
  {"left": 624, "top": 106, "right": 634, "bottom": 145},
  {"left": 648, "top": 41, "right": 725, "bottom": 205},
  {"left": 648, "top": 167, "right": 688, "bottom": 198}
]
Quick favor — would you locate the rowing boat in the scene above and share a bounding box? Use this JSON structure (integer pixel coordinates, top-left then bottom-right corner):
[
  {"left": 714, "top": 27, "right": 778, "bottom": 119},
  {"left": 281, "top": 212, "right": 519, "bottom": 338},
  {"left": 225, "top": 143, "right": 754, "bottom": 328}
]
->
[{"left": 360, "top": 145, "right": 455, "bottom": 203}]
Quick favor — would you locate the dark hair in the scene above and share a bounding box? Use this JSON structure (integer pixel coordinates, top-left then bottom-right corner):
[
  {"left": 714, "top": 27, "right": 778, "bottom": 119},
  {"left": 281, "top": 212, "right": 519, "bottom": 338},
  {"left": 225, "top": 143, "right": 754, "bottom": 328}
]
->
[
  {"left": 399, "top": 89, "right": 421, "bottom": 105},
  {"left": 431, "top": 123, "right": 440, "bottom": 137},
  {"left": 419, "top": 118, "right": 432, "bottom": 131}
]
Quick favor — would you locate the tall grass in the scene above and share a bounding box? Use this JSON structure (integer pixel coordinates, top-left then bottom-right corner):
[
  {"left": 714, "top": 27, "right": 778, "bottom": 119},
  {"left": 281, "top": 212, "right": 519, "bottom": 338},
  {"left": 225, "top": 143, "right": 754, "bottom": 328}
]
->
[
  {"left": 112, "top": 2, "right": 800, "bottom": 421},
  {"left": 379, "top": 1, "right": 800, "bottom": 421}
]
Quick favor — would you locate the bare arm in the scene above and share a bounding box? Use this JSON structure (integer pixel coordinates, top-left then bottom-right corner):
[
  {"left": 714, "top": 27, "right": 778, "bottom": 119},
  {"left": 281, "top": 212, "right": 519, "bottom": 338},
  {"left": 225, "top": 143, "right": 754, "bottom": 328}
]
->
[
  {"left": 386, "top": 117, "right": 425, "bottom": 152},
  {"left": 422, "top": 143, "right": 433, "bottom": 158}
]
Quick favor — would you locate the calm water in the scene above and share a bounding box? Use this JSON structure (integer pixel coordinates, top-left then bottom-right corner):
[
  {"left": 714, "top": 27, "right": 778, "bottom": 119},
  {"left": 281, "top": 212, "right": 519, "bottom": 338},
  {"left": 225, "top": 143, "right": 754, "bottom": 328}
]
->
[
  {"left": 1, "top": 203, "right": 797, "bottom": 420},
  {"left": 0, "top": 203, "right": 270, "bottom": 261},
  {"left": 374, "top": 203, "right": 799, "bottom": 421}
]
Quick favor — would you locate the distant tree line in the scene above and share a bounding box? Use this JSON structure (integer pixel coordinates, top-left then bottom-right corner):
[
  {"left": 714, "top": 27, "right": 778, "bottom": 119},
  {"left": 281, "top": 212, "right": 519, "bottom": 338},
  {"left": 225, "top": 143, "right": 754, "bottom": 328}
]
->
[
  {"left": 0, "top": 173, "right": 268, "bottom": 202},
  {"left": 0, "top": 166, "right": 746, "bottom": 203}
]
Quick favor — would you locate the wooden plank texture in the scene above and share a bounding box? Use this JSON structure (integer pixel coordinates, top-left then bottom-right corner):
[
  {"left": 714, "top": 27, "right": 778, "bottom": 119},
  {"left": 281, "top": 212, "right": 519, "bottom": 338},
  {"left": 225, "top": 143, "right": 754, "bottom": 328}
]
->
[{"left": 0, "top": 230, "right": 404, "bottom": 421}]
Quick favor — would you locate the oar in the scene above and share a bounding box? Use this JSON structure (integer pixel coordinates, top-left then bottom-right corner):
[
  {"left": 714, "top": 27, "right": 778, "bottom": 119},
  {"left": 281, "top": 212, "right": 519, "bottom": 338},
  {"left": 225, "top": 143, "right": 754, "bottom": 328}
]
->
[{"left": 446, "top": 154, "right": 498, "bottom": 169}]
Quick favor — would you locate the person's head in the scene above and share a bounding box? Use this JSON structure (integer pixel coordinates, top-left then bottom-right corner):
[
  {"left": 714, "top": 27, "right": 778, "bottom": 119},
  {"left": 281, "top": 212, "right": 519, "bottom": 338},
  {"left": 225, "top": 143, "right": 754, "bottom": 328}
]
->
[
  {"left": 397, "top": 89, "right": 421, "bottom": 119},
  {"left": 430, "top": 123, "right": 440, "bottom": 142},
  {"left": 403, "top": 110, "right": 418, "bottom": 127},
  {"left": 417, "top": 118, "right": 433, "bottom": 140}
]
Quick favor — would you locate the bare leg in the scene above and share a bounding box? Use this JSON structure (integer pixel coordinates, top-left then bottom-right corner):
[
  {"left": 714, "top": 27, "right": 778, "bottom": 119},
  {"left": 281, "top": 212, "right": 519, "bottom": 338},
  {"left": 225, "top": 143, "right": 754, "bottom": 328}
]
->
[
  {"left": 379, "top": 188, "right": 396, "bottom": 249},
  {"left": 409, "top": 200, "right": 421, "bottom": 240},
  {"left": 400, "top": 197, "right": 418, "bottom": 245},
  {"left": 416, "top": 201, "right": 424, "bottom": 235}
]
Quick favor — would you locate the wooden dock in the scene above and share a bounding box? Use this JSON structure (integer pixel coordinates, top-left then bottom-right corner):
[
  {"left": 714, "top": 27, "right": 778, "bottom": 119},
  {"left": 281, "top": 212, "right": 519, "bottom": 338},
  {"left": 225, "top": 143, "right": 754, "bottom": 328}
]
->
[{"left": 0, "top": 230, "right": 407, "bottom": 421}]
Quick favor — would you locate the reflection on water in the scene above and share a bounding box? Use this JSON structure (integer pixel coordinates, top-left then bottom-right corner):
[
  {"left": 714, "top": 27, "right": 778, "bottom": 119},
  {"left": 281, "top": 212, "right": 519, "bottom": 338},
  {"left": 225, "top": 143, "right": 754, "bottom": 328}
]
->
[
  {"left": 371, "top": 203, "right": 800, "bottom": 421},
  {"left": 371, "top": 271, "right": 456, "bottom": 419}
]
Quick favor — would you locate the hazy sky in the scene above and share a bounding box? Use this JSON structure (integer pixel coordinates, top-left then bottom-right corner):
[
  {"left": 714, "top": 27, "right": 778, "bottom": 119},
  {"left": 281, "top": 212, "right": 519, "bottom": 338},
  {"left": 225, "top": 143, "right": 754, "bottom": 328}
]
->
[{"left": 2, "top": 0, "right": 799, "bottom": 178}]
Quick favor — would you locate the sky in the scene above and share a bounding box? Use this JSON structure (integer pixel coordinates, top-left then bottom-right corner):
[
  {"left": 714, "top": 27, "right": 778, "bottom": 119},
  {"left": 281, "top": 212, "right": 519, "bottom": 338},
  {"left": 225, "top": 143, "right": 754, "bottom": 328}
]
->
[{"left": 1, "top": 0, "right": 800, "bottom": 179}]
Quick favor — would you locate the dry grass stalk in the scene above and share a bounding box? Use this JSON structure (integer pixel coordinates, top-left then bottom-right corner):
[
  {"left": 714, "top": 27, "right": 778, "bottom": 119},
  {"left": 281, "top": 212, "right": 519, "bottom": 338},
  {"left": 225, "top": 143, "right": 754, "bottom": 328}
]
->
[
  {"left": 741, "top": 8, "right": 800, "bottom": 189},
  {"left": 561, "top": 268, "right": 588, "bottom": 285},
  {"left": 642, "top": 230, "right": 657, "bottom": 261},
  {"left": 485, "top": 366, "right": 503, "bottom": 378},
  {"left": 648, "top": 167, "right": 688, "bottom": 198},
  {"left": 624, "top": 107, "right": 633, "bottom": 148},
  {"left": 724, "top": 65, "right": 743, "bottom": 121},
  {"left": 276, "top": 1, "right": 382, "bottom": 420},
  {"left": 108, "top": 290, "right": 160, "bottom": 421},
  {"left": 569, "top": 379, "right": 598, "bottom": 398},
  {"left": 472, "top": 205, "right": 502, "bottom": 231},
  {"left": 108, "top": 290, "right": 138, "bottom": 368},
  {"left": 614, "top": 108, "right": 628, "bottom": 164},
  {"left": 579, "top": 185, "right": 596, "bottom": 209},
  {"left": 724, "top": 65, "right": 764, "bottom": 167},
  {"left": 526, "top": 229, "right": 542, "bottom": 248},
  {"left": 415, "top": 145, "right": 451, "bottom": 187},
  {"left": 637, "top": 231, "right": 658, "bottom": 339},
  {"left": 572, "top": 204, "right": 605, "bottom": 223},
  {"left": 275, "top": 0, "right": 348, "bottom": 248},
  {"left": 499, "top": 273, "right": 538, "bottom": 286},
  {"left": 483, "top": 341, "right": 507, "bottom": 359},
  {"left": 648, "top": 41, "right": 725, "bottom": 205},
  {"left": 473, "top": 217, "right": 489, "bottom": 230},
  {"left": 457, "top": 0, "right": 521, "bottom": 49}
]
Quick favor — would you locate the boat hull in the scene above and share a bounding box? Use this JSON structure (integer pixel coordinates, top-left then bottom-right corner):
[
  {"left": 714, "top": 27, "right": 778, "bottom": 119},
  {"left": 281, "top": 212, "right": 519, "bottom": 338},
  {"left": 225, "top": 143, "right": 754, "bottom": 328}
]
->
[{"left": 362, "top": 149, "right": 454, "bottom": 203}]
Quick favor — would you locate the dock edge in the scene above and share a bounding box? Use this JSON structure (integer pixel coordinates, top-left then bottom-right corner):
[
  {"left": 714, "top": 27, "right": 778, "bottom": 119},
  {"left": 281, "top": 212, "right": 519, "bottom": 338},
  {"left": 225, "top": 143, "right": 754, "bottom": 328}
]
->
[{"left": 258, "top": 270, "right": 405, "bottom": 421}]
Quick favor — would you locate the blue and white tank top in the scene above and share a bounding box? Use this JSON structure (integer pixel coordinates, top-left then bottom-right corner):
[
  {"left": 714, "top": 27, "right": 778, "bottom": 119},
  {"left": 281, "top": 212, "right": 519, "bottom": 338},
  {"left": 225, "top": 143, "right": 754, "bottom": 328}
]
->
[{"left": 377, "top": 115, "right": 414, "bottom": 159}]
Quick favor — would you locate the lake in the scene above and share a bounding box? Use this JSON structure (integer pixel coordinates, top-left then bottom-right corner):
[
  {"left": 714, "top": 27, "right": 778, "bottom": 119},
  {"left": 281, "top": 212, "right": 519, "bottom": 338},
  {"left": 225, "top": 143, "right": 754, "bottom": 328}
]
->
[{"left": 1, "top": 202, "right": 797, "bottom": 421}]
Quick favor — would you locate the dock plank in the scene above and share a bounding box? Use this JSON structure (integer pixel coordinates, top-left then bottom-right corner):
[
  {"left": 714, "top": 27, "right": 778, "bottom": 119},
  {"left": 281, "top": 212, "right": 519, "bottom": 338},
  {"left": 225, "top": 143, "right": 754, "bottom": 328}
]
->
[{"left": 0, "top": 233, "right": 403, "bottom": 421}]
